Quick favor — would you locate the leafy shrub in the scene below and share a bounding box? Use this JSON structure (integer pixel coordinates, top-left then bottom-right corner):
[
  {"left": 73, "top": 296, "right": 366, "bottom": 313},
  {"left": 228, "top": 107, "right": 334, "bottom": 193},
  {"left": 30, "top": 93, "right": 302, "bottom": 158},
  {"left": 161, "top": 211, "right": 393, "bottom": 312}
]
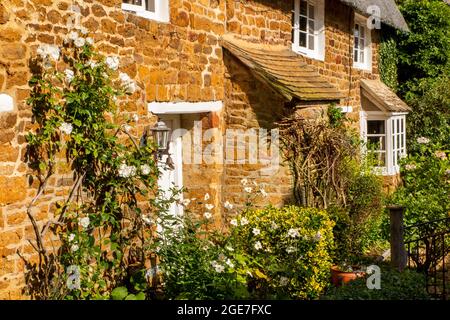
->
[
  {"left": 232, "top": 205, "right": 335, "bottom": 299},
  {"left": 150, "top": 198, "right": 335, "bottom": 300},
  {"left": 392, "top": 139, "right": 449, "bottom": 226},
  {"left": 329, "top": 157, "right": 386, "bottom": 263},
  {"left": 321, "top": 266, "right": 431, "bottom": 300}
]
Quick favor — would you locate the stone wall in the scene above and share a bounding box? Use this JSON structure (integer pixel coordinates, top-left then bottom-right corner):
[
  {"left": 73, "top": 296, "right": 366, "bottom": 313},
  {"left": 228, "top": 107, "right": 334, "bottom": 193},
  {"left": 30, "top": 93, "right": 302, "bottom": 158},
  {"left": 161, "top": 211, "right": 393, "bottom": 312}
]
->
[
  {"left": 221, "top": 0, "right": 381, "bottom": 209},
  {"left": 0, "top": 0, "right": 385, "bottom": 299},
  {"left": 0, "top": 0, "right": 228, "bottom": 299}
]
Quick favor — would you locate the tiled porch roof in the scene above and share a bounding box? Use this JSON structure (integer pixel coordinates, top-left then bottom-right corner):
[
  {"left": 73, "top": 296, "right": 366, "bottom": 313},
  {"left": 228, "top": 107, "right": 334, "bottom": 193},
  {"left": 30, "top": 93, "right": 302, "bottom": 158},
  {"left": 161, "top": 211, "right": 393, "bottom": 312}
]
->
[
  {"left": 360, "top": 79, "right": 411, "bottom": 113},
  {"left": 221, "top": 35, "right": 344, "bottom": 102}
]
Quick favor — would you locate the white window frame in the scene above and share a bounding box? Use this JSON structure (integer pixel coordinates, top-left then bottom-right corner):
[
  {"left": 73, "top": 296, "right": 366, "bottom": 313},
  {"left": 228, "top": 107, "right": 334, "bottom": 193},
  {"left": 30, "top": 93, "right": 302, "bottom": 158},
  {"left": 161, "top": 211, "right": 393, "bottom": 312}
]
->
[
  {"left": 292, "top": 0, "right": 325, "bottom": 61},
  {"left": 360, "top": 111, "right": 407, "bottom": 176},
  {"left": 121, "top": 0, "right": 169, "bottom": 23},
  {"left": 353, "top": 14, "right": 372, "bottom": 71}
]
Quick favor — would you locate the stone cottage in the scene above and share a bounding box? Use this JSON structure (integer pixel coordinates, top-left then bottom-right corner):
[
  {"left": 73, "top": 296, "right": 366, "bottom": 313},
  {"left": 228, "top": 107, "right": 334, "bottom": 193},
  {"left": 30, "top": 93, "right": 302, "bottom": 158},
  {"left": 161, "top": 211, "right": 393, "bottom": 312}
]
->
[{"left": 0, "top": 0, "right": 410, "bottom": 298}]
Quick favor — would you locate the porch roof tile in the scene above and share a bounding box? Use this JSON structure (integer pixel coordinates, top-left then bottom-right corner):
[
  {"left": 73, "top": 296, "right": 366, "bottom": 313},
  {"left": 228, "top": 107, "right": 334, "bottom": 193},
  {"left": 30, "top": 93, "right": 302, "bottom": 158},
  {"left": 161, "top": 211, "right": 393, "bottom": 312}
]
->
[
  {"left": 221, "top": 35, "right": 344, "bottom": 102},
  {"left": 360, "top": 79, "right": 411, "bottom": 113}
]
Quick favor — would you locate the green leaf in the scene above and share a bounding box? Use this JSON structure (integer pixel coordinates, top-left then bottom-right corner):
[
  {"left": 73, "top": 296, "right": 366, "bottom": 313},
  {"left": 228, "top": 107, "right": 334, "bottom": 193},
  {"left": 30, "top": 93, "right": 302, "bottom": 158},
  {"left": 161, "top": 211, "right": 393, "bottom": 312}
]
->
[
  {"left": 135, "top": 292, "right": 146, "bottom": 300},
  {"left": 124, "top": 294, "right": 136, "bottom": 300},
  {"left": 111, "top": 286, "right": 128, "bottom": 300}
]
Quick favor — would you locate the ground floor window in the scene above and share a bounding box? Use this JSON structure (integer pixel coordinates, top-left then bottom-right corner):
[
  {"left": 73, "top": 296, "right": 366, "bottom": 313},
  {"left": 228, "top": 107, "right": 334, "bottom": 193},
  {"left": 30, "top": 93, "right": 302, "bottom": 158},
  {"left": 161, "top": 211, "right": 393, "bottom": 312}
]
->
[{"left": 360, "top": 112, "right": 407, "bottom": 175}]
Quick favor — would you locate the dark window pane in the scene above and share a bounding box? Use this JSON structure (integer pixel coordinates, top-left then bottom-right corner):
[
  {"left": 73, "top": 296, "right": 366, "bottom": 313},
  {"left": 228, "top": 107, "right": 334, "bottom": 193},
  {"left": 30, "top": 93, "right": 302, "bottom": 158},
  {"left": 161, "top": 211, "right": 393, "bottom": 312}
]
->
[
  {"left": 123, "top": 0, "right": 143, "bottom": 4},
  {"left": 300, "top": 17, "right": 307, "bottom": 31},
  {"left": 308, "top": 5, "right": 315, "bottom": 19},
  {"left": 360, "top": 26, "right": 365, "bottom": 39},
  {"left": 354, "top": 24, "right": 359, "bottom": 37},
  {"left": 354, "top": 50, "right": 358, "bottom": 62},
  {"left": 299, "top": 32, "right": 307, "bottom": 47},
  {"left": 308, "top": 20, "right": 314, "bottom": 34},
  {"left": 300, "top": 0, "right": 307, "bottom": 15},
  {"left": 367, "top": 120, "right": 385, "bottom": 134}
]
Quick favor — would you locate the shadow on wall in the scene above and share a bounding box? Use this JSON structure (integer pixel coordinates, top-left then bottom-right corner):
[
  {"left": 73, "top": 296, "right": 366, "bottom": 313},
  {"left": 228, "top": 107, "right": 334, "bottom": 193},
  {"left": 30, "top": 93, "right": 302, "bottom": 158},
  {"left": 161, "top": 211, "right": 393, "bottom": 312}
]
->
[{"left": 222, "top": 50, "right": 295, "bottom": 209}]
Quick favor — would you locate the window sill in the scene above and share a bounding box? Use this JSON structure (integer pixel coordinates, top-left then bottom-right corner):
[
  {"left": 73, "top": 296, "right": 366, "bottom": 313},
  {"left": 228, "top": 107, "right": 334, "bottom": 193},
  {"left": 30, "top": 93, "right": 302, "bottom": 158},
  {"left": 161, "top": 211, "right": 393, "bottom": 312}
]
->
[
  {"left": 121, "top": 6, "right": 169, "bottom": 24},
  {"left": 353, "top": 63, "right": 372, "bottom": 73},
  {"left": 292, "top": 45, "right": 325, "bottom": 62}
]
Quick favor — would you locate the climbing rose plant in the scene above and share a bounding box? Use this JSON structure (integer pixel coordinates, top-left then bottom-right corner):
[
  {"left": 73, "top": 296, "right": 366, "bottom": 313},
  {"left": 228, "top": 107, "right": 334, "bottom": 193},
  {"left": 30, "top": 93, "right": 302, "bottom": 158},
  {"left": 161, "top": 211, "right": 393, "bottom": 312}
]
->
[{"left": 25, "top": 29, "right": 172, "bottom": 299}]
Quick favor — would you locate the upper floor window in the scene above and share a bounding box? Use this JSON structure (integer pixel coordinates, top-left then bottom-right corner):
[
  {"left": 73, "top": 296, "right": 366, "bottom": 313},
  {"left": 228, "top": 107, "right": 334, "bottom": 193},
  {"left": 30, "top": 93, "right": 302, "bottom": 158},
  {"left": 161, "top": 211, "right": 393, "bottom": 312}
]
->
[
  {"left": 353, "top": 14, "right": 372, "bottom": 71},
  {"left": 122, "top": 0, "right": 169, "bottom": 23},
  {"left": 292, "top": 0, "right": 325, "bottom": 61}
]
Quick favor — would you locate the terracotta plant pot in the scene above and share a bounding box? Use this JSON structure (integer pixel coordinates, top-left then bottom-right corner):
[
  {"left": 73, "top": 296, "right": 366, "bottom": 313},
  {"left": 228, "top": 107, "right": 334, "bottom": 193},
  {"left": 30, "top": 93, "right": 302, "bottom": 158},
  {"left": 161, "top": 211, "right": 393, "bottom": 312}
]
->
[{"left": 330, "top": 265, "right": 366, "bottom": 287}]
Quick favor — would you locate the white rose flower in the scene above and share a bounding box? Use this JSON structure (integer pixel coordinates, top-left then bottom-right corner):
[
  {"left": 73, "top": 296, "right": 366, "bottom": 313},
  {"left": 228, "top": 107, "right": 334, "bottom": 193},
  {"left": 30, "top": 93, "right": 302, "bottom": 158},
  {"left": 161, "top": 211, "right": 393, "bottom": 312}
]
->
[
  {"left": 244, "top": 187, "right": 252, "bottom": 193},
  {"left": 132, "top": 114, "right": 139, "bottom": 122},
  {"left": 74, "top": 37, "right": 85, "bottom": 48},
  {"left": 70, "top": 244, "right": 79, "bottom": 252},
  {"left": 68, "top": 31, "right": 79, "bottom": 41},
  {"left": 204, "top": 193, "right": 210, "bottom": 201},
  {"left": 125, "top": 81, "right": 137, "bottom": 94},
  {"left": 118, "top": 163, "right": 136, "bottom": 178},
  {"left": 47, "top": 46, "right": 60, "bottom": 61},
  {"left": 140, "top": 164, "right": 151, "bottom": 175},
  {"left": 287, "top": 228, "right": 300, "bottom": 238},
  {"left": 405, "top": 164, "right": 417, "bottom": 171},
  {"left": 119, "top": 72, "right": 131, "bottom": 83},
  {"left": 240, "top": 178, "right": 248, "bottom": 185},
  {"left": 204, "top": 212, "right": 212, "bottom": 219},
  {"left": 252, "top": 228, "right": 261, "bottom": 236},
  {"left": 240, "top": 217, "right": 249, "bottom": 226},
  {"left": 215, "top": 264, "right": 225, "bottom": 273},
  {"left": 225, "top": 259, "right": 235, "bottom": 269},
  {"left": 68, "top": 233, "right": 75, "bottom": 242},
  {"left": 224, "top": 201, "right": 233, "bottom": 210},
  {"left": 80, "top": 27, "right": 88, "bottom": 35},
  {"left": 142, "top": 215, "right": 152, "bottom": 225},
  {"left": 230, "top": 219, "right": 238, "bottom": 227},
  {"left": 106, "top": 56, "right": 120, "bottom": 70},
  {"left": 254, "top": 241, "right": 262, "bottom": 251},
  {"left": 80, "top": 217, "right": 90, "bottom": 229},
  {"left": 181, "top": 199, "right": 191, "bottom": 207},
  {"left": 86, "top": 37, "right": 94, "bottom": 45},
  {"left": 417, "top": 137, "right": 430, "bottom": 144},
  {"left": 205, "top": 204, "right": 214, "bottom": 211},
  {"left": 59, "top": 122, "right": 73, "bottom": 135},
  {"left": 64, "top": 69, "right": 75, "bottom": 83}
]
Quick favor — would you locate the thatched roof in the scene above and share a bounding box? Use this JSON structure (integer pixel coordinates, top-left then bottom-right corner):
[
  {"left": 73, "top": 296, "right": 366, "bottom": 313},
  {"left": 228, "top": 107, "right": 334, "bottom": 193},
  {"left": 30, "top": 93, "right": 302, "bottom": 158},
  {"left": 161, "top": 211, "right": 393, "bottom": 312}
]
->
[
  {"left": 339, "top": 0, "right": 409, "bottom": 32},
  {"left": 221, "top": 35, "right": 344, "bottom": 102},
  {"left": 361, "top": 79, "right": 411, "bottom": 113}
]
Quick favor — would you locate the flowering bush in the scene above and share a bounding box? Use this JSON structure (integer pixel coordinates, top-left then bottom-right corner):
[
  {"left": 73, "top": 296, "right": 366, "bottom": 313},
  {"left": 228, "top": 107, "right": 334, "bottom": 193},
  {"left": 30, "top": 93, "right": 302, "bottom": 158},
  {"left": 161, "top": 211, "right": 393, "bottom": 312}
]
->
[
  {"left": 150, "top": 179, "right": 334, "bottom": 300},
  {"left": 25, "top": 29, "right": 172, "bottom": 299},
  {"left": 231, "top": 206, "right": 335, "bottom": 299}
]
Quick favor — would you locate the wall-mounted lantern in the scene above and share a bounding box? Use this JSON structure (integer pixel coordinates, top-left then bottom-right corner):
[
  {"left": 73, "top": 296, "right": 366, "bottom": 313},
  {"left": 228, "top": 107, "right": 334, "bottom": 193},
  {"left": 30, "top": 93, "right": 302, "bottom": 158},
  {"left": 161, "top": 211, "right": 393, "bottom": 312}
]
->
[{"left": 149, "top": 120, "right": 171, "bottom": 158}]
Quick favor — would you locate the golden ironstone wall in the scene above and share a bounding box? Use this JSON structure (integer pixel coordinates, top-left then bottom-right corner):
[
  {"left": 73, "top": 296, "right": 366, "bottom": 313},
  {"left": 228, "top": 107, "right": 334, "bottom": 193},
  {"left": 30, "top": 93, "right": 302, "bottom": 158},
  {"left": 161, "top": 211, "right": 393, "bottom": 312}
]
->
[{"left": 0, "top": 0, "right": 383, "bottom": 298}]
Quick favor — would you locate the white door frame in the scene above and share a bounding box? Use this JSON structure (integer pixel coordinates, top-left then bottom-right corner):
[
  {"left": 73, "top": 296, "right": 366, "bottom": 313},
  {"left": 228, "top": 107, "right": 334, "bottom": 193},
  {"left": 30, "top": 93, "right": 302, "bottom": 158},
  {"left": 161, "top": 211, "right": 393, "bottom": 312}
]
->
[{"left": 158, "top": 114, "right": 183, "bottom": 216}]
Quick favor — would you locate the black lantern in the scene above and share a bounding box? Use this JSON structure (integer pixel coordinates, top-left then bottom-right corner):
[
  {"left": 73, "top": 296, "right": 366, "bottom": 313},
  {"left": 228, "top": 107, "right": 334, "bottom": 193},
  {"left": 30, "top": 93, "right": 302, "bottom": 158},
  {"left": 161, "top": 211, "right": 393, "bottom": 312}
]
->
[{"left": 150, "top": 120, "right": 171, "bottom": 157}]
